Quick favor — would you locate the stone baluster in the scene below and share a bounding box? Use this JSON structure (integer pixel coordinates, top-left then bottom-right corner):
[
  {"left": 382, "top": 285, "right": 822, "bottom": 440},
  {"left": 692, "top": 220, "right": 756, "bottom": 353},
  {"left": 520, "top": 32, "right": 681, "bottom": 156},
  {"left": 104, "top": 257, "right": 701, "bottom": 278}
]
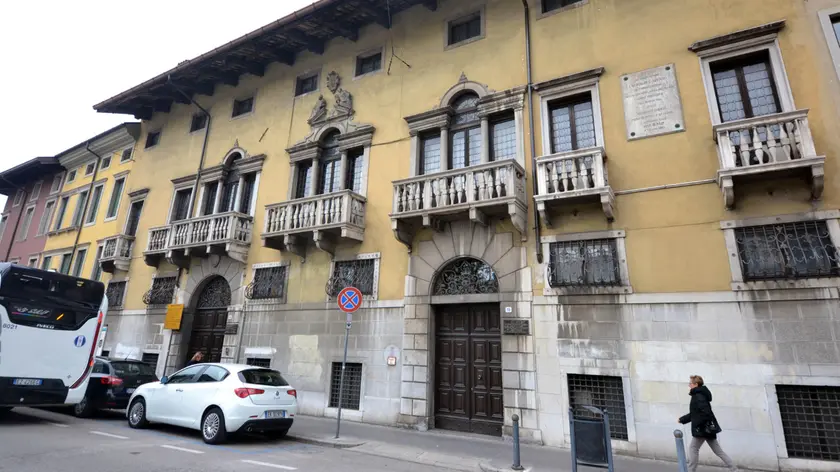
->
[{"left": 789, "top": 120, "right": 802, "bottom": 160}]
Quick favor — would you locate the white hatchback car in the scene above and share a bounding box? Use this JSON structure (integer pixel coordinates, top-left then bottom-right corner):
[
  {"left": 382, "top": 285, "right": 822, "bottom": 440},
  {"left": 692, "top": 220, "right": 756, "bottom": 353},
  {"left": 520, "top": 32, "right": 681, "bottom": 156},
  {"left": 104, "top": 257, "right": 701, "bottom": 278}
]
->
[{"left": 126, "top": 363, "right": 297, "bottom": 444}]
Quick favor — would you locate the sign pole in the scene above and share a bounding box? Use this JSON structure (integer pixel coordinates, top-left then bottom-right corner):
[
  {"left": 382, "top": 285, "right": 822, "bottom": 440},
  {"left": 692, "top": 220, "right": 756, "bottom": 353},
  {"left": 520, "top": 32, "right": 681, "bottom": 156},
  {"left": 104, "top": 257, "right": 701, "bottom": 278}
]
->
[
  {"left": 334, "top": 286, "right": 361, "bottom": 440},
  {"left": 335, "top": 312, "right": 351, "bottom": 439}
]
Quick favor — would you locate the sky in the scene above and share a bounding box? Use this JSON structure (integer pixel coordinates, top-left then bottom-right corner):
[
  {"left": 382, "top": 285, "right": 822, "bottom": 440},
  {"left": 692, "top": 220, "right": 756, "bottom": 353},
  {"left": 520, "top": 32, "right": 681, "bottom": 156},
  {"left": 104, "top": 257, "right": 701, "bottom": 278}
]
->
[{"left": 0, "top": 0, "right": 315, "bottom": 169}]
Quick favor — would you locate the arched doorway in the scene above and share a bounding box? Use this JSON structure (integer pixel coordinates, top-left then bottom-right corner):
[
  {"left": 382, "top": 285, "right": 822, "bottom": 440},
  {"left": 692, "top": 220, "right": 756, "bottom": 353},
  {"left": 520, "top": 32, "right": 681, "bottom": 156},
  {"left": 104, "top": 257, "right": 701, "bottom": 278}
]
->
[
  {"left": 187, "top": 276, "right": 231, "bottom": 363},
  {"left": 432, "top": 257, "right": 503, "bottom": 436}
]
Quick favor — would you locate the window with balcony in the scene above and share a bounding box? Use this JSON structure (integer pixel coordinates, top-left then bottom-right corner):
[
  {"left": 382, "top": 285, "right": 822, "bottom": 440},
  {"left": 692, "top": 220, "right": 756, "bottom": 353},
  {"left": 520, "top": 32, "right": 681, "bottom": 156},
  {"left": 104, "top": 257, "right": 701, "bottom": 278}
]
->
[
  {"left": 548, "top": 93, "right": 597, "bottom": 153},
  {"left": 345, "top": 148, "right": 364, "bottom": 194},
  {"left": 419, "top": 132, "right": 442, "bottom": 175},
  {"left": 542, "top": 230, "right": 631, "bottom": 295},
  {"left": 318, "top": 131, "right": 342, "bottom": 194},
  {"left": 711, "top": 51, "right": 780, "bottom": 123},
  {"left": 292, "top": 131, "right": 365, "bottom": 199},
  {"left": 450, "top": 93, "right": 482, "bottom": 169},
  {"left": 124, "top": 200, "right": 144, "bottom": 237},
  {"left": 196, "top": 155, "right": 259, "bottom": 218},
  {"left": 169, "top": 188, "right": 192, "bottom": 223}
]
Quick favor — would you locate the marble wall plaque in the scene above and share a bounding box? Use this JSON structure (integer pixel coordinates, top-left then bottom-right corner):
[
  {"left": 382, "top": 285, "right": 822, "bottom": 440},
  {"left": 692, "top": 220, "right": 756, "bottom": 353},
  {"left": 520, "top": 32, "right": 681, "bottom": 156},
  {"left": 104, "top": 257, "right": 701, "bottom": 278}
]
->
[
  {"left": 503, "top": 319, "right": 530, "bottom": 335},
  {"left": 621, "top": 64, "right": 685, "bottom": 140}
]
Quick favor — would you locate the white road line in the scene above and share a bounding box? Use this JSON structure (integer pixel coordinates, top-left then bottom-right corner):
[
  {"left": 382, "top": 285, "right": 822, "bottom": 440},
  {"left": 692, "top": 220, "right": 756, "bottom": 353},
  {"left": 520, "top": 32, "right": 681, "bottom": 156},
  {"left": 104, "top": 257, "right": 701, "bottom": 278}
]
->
[
  {"left": 48, "top": 422, "right": 69, "bottom": 428},
  {"left": 160, "top": 445, "right": 205, "bottom": 454},
  {"left": 241, "top": 460, "right": 297, "bottom": 470},
  {"left": 90, "top": 431, "right": 129, "bottom": 439}
]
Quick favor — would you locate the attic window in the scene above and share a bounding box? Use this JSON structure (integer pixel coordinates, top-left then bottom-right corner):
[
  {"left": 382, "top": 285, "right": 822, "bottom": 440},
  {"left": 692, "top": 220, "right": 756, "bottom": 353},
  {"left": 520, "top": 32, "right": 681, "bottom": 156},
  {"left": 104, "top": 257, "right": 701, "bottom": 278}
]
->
[
  {"left": 232, "top": 96, "right": 254, "bottom": 118},
  {"left": 296, "top": 73, "right": 319, "bottom": 96}
]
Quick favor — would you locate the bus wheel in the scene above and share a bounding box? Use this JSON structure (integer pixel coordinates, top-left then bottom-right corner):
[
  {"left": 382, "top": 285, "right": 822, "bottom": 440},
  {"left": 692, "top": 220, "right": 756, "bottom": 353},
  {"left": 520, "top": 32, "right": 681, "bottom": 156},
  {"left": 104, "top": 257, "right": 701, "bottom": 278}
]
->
[
  {"left": 128, "top": 398, "right": 149, "bottom": 429},
  {"left": 73, "top": 395, "right": 95, "bottom": 418}
]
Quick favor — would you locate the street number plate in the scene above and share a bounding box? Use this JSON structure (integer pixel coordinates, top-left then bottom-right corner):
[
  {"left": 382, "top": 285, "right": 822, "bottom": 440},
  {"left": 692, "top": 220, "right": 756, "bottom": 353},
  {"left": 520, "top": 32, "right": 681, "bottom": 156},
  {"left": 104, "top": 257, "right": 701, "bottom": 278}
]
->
[
  {"left": 13, "top": 378, "right": 42, "bottom": 386},
  {"left": 265, "top": 410, "right": 286, "bottom": 419}
]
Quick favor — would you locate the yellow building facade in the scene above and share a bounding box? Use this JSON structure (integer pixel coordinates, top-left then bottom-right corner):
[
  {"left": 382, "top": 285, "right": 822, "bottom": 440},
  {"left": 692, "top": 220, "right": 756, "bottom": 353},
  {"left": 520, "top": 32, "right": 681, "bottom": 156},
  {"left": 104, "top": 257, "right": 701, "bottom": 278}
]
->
[{"left": 79, "top": 1, "right": 840, "bottom": 469}]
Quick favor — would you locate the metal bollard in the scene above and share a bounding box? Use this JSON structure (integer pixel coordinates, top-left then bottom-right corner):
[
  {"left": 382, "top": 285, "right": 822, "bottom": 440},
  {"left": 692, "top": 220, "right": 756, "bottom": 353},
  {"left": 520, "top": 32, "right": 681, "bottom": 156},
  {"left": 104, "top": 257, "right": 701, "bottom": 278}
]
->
[
  {"left": 674, "top": 429, "right": 688, "bottom": 472},
  {"left": 511, "top": 414, "right": 524, "bottom": 471}
]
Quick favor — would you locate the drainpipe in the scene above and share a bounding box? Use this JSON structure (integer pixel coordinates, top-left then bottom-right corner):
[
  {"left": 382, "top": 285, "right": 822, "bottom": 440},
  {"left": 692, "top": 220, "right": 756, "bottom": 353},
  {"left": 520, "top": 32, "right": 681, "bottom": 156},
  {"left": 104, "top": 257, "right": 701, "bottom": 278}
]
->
[
  {"left": 167, "top": 75, "right": 211, "bottom": 221},
  {"left": 521, "top": 0, "right": 542, "bottom": 263},
  {"left": 1, "top": 177, "right": 28, "bottom": 262},
  {"left": 65, "top": 141, "right": 103, "bottom": 274}
]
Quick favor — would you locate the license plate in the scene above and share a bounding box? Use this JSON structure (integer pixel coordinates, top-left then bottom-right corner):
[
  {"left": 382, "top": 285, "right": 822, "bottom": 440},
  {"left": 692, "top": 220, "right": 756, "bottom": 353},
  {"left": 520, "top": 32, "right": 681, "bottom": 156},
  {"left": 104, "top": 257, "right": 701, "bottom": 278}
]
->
[
  {"left": 126, "top": 388, "right": 135, "bottom": 394},
  {"left": 265, "top": 410, "right": 286, "bottom": 419},
  {"left": 13, "top": 378, "right": 42, "bottom": 386}
]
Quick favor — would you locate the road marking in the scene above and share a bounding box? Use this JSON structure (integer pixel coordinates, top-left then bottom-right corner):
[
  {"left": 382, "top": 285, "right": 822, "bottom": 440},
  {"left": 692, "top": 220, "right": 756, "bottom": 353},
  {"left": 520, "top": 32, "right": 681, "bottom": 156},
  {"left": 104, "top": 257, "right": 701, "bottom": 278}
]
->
[
  {"left": 90, "top": 431, "right": 129, "bottom": 439},
  {"left": 160, "top": 445, "right": 205, "bottom": 454},
  {"left": 48, "top": 422, "right": 69, "bottom": 428},
  {"left": 241, "top": 460, "right": 297, "bottom": 470}
]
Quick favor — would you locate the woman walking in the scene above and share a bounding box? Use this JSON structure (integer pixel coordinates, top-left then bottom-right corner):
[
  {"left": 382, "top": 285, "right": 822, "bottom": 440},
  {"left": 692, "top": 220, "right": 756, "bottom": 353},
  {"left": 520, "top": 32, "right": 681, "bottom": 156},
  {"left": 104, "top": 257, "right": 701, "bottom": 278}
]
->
[{"left": 678, "top": 375, "right": 737, "bottom": 472}]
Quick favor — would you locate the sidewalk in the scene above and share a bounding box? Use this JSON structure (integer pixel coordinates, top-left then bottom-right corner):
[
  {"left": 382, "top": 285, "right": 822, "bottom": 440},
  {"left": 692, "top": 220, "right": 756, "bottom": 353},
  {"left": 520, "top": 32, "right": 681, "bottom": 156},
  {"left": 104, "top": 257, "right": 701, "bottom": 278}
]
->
[{"left": 287, "top": 415, "right": 727, "bottom": 472}]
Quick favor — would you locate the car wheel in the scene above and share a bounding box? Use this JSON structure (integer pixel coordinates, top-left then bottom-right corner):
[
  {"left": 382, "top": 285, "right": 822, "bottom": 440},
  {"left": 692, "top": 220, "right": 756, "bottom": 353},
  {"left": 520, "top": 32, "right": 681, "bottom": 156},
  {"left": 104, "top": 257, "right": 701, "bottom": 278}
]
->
[
  {"left": 128, "top": 398, "right": 149, "bottom": 429},
  {"left": 73, "top": 395, "right": 95, "bottom": 418},
  {"left": 202, "top": 407, "right": 227, "bottom": 445}
]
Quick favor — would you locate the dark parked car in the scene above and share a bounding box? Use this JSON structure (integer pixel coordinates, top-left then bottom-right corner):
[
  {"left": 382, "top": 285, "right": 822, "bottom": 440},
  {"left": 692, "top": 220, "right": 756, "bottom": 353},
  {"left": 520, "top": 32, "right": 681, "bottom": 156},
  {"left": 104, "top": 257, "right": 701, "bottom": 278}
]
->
[{"left": 73, "top": 357, "right": 158, "bottom": 417}]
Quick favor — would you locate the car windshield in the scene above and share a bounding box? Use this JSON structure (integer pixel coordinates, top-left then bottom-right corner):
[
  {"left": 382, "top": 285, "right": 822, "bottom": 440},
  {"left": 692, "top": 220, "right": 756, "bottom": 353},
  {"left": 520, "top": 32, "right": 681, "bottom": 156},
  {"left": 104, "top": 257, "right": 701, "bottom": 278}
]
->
[
  {"left": 238, "top": 369, "right": 289, "bottom": 386},
  {"left": 111, "top": 361, "right": 157, "bottom": 377}
]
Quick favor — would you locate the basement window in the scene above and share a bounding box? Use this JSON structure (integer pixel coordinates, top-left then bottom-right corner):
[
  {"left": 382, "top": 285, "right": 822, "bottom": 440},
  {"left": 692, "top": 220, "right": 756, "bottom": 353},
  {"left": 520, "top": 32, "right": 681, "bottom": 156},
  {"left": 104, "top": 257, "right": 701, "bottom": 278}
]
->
[
  {"left": 776, "top": 385, "right": 840, "bottom": 461},
  {"left": 329, "top": 362, "right": 363, "bottom": 410},
  {"left": 568, "top": 373, "right": 629, "bottom": 440}
]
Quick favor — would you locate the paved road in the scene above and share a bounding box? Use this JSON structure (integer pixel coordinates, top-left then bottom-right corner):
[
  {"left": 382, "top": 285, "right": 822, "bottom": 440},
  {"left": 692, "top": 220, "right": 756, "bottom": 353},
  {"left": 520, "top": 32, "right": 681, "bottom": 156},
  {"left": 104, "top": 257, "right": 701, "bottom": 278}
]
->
[{"left": 0, "top": 407, "right": 455, "bottom": 472}]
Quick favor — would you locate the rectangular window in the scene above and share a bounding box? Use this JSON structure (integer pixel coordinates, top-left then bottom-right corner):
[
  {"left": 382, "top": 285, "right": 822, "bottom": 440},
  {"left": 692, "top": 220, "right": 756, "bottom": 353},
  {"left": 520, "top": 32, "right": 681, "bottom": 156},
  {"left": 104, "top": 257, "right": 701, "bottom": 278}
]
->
[
  {"left": 328, "top": 259, "right": 375, "bottom": 297},
  {"left": 12, "top": 190, "right": 24, "bottom": 206},
  {"left": 490, "top": 113, "right": 517, "bottom": 161},
  {"left": 346, "top": 148, "right": 364, "bottom": 193},
  {"left": 246, "top": 358, "right": 271, "bottom": 368},
  {"left": 50, "top": 174, "right": 63, "bottom": 193},
  {"left": 548, "top": 239, "right": 620, "bottom": 287},
  {"left": 318, "top": 158, "right": 341, "bottom": 194},
  {"left": 106, "top": 177, "right": 125, "bottom": 219},
  {"left": 711, "top": 51, "right": 780, "bottom": 122},
  {"left": 72, "top": 190, "right": 89, "bottom": 227},
  {"left": 328, "top": 362, "right": 363, "bottom": 410},
  {"left": 170, "top": 189, "right": 192, "bottom": 222},
  {"left": 355, "top": 51, "right": 382, "bottom": 76},
  {"left": 543, "top": 0, "right": 584, "bottom": 13},
  {"left": 37, "top": 200, "right": 55, "bottom": 236},
  {"left": 450, "top": 127, "right": 481, "bottom": 169},
  {"left": 142, "top": 352, "right": 160, "bottom": 366},
  {"left": 232, "top": 96, "right": 254, "bottom": 118},
  {"left": 549, "top": 93, "right": 597, "bottom": 153},
  {"left": 72, "top": 248, "right": 87, "bottom": 277},
  {"left": 296, "top": 74, "right": 319, "bottom": 96},
  {"left": 41, "top": 256, "right": 51, "bottom": 271},
  {"left": 190, "top": 113, "right": 207, "bottom": 132},
  {"left": 120, "top": 148, "right": 133, "bottom": 162},
  {"left": 568, "top": 374, "right": 628, "bottom": 440},
  {"left": 27, "top": 257, "right": 38, "bottom": 267},
  {"left": 248, "top": 266, "right": 288, "bottom": 300},
  {"left": 54, "top": 196, "right": 69, "bottom": 231},
  {"left": 295, "top": 162, "right": 313, "bottom": 199},
  {"left": 239, "top": 173, "right": 256, "bottom": 215},
  {"left": 59, "top": 253, "right": 72, "bottom": 275},
  {"left": 84, "top": 162, "right": 95, "bottom": 176},
  {"left": 106, "top": 281, "right": 127, "bottom": 308},
  {"left": 85, "top": 184, "right": 104, "bottom": 225},
  {"left": 420, "top": 132, "right": 442, "bottom": 175},
  {"left": 16, "top": 206, "right": 35, "bottom": 241},
  {"left": 144, "top": 131, "right": 161, "bottom": 149},
  {"left": 67, "top": 170, "right": 77, "bottom": 183},
  {"left": 202, "top": 182, "right": 218, "bottom": 216},
  {"left": 735, "top": 221, "right": 839, "bottom": 281},
  {"left": 219, "top": 180, "right": 238, "bottom": 213},
  {"left": 448, "top": 12, "right": 482, "bottom": 46},
  {"left": 30, "top": 181, "right": 42, "bottom": 201},
  {"left": 776, "top": 385, "right": 840, "bottom": 461},
  {"left": 145, "top": 277, "right": 177, "bottom": 305},
  {"left": 91, "top": 246, "right": 103, "bottom": 281},
  {"left": 125, "top": 200, "right": 144, "bottom": 237},
  {"left": 100, "top": 156, "right": 111, "bottom": 170}
]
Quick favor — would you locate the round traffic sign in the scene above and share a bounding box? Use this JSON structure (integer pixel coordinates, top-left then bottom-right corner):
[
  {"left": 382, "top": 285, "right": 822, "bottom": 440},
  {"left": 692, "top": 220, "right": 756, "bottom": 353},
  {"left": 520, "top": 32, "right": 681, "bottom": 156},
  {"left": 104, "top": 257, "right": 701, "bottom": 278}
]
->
[{"left": 337, "top": 287, "right": 362, "bottom": 313}]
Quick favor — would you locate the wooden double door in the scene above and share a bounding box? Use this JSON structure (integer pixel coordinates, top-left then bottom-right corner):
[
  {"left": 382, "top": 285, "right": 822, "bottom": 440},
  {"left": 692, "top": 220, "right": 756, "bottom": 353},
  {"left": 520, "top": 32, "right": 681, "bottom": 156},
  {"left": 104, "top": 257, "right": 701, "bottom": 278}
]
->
[
  {"left": 186, "top": 309, "right": 227, "bottom": 363},
  {"left": 434, "top": 304, "right": 504, "bottom": 436}
]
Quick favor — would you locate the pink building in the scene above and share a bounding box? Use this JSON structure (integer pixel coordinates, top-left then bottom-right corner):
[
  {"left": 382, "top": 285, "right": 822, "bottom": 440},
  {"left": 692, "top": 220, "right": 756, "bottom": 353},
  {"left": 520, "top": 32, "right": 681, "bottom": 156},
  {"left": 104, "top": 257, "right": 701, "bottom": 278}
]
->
[{"left": 0, "top": 157, "right": 65, "bottom": 265}]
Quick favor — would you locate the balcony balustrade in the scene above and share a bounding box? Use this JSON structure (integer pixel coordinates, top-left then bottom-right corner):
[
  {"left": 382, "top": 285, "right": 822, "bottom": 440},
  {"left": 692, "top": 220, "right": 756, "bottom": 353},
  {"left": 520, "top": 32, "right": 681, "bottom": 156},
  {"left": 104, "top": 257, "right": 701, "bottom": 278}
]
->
[
  {"left": 98, "top": 234, "right": 134, "bottom": 273},
  {"left": 534, "top": 146, "right": 614, "bottom": 225},
  {"left": 143, "top": 212, "right": 252, "bottom": 267}
]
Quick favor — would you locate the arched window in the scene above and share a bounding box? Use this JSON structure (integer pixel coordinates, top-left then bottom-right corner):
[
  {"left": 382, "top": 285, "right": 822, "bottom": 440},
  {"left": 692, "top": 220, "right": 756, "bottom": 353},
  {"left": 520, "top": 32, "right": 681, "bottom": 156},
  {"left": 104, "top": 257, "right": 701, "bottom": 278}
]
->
[
  {"left": 450, "top": 93, "right": 482, "bottom": 169},
  {"left": 432, "top": 257, "right": 499, "bottom": 295}
]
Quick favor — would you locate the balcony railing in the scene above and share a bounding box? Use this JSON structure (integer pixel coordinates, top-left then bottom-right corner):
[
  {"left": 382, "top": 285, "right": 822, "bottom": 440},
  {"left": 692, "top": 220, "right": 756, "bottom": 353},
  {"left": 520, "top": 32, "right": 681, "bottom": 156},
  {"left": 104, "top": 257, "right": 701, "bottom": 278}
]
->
[
  {"left": 390, "top": 160, "right": 527, "bottom": 246},
  {"left": 99, "top": 234, "right": 134, "bottom": 273},
  {"left": 534, "top": 147, "right": 614, "bottom": 224},
  {"left": 143, "top": 212, "right": 253, "bottom": 267},
  {"left": 262, "top": 190, "right": 366, "bottom": 257},
  {"left": 713, "top": 109, "right": 825, "bottom": 208}
]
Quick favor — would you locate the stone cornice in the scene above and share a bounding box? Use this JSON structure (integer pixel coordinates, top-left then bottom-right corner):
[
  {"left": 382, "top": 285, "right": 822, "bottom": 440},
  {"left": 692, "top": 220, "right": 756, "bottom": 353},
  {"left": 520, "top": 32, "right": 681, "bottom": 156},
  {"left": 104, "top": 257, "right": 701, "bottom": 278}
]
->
[
  {"left": 404, "top": 107, "right": 453, "bottom": 136},
  {"left": 688, "top": 20, "right": 785, "bottom": 53}
]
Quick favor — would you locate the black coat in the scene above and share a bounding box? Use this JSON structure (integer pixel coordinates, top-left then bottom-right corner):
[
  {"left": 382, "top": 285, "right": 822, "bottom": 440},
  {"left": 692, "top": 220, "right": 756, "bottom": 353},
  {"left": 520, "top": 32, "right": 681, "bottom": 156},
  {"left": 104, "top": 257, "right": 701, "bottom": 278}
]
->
[{"left": 679, "top": 385, "right": 720, "bottom": 438}]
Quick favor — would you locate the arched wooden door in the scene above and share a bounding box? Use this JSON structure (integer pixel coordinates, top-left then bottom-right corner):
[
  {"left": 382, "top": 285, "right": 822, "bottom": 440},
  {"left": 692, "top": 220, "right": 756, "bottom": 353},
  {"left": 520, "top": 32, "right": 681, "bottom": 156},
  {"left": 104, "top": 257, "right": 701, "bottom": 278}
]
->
[{"left": 187, "top": 276, "right": 230, "bottom": 363}]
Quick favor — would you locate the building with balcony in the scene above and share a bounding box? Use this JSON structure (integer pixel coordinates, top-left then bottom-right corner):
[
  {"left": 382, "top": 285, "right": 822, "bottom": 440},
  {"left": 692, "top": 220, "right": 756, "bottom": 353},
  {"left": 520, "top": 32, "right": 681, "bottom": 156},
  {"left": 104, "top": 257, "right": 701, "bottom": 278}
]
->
[{"left": 51, "top": 0, "right": 840, "bottom": 469}]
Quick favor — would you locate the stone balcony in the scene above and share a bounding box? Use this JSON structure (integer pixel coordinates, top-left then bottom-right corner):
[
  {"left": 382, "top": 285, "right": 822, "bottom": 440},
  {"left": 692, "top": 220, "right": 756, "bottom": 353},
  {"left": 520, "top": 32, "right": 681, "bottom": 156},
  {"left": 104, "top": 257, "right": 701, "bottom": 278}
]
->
[
  {"left": 714, "top": 109, "right": 825, "bottom": 209},
  {"left": 262, "top": 190, "right": 366, "bottom": 258},
  {"left": 98, "top": 234, "right": 134, "bottom": 273},
  {"left": 390, "top": 160, "right": 527, "bottom": 247},
  {"left": 534, "top": 146, "right": 614, "bottom": 225},
  {"left": 143, "top": 211, "right": 253, "bottom": 267}
]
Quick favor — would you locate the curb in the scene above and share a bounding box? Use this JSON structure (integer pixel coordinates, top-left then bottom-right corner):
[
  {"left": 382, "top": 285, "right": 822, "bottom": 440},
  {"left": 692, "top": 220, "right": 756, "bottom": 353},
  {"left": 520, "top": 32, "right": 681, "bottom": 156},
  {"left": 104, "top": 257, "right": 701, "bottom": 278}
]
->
[
  {"left": 287, "top": 434, "right": 365, "bottom": 449},
  {"left": 478, "top": 463, "right": 532, "bottom": 472}
]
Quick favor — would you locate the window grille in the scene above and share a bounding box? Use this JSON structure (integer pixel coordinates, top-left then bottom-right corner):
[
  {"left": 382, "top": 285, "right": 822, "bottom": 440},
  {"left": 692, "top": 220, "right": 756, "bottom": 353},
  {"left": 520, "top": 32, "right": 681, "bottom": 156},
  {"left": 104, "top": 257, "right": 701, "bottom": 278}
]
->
[
  {"left": 568, "top": 374, "right": 628, "bottom": 440},
  {"left": 329, "top": 362, "right": 363, "bottom": 410},
  {"left": 735, "top": 222, "right": 839, "bottom": 281},
  {"left": 142, "top": 353, "right": 159, "bottom": 366},
  {"left": 777, "top": 385, "right": 840, "bottom": 462},
  {"left": 548, "top": 239, "right": 620, "bottom": 287},
  {"left": 245, "top": 266, "right": 288, "bottom": 300},
  {"left": 143, "top": 277, "right": 177, "bottom": 305},
  {"left": 246, "top": 358, "right": 272, "bottom": 368},
  {"left": 327, "top": 259, "right": 375, "bottom": 297},
  {"left": 106, "top": 281, "right": 127, "bottom": 308}
]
